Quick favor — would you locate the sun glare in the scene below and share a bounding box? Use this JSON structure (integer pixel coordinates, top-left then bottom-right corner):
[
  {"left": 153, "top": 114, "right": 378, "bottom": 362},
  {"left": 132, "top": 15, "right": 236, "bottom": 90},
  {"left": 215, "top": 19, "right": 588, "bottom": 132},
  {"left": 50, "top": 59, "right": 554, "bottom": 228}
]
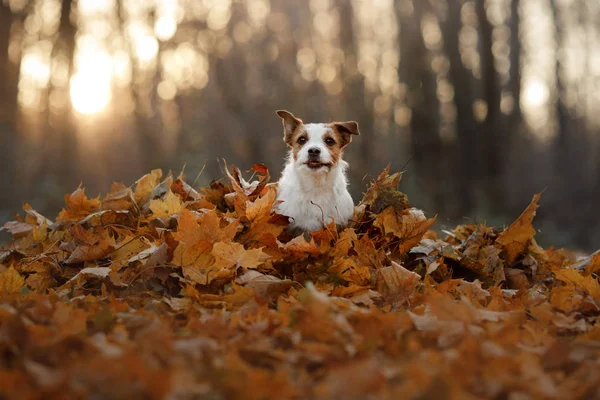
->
[
  {"left": 70, "top": 72, "right": 111, "bottom": 115},
  {"left": 523, "top": 79, "right": 549, "bottom": 108}
]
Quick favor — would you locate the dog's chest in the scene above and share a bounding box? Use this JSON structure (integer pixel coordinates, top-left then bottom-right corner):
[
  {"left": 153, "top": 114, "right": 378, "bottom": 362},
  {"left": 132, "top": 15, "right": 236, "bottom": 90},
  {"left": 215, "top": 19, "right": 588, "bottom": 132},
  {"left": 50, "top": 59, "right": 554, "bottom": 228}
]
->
[{"left": 276, "top": 171, "right": 353, "bottom": 231}]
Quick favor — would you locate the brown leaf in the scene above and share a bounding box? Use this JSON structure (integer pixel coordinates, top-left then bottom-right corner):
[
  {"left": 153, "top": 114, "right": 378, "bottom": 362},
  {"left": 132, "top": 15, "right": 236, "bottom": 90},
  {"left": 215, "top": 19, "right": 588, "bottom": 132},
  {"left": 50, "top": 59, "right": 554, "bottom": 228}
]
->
[
  {"left": 101, "top": 183, "right": 135, "bottom": 211},
  {"left": 56, "top": 188, "right": 101, "bottom": 222},
  {"left": 0, "top": 267, "right": 25, "bottom": 294},
  {"left": 134, "top": 169, "right": 162, "bottom": 205},
  {"left": 374, "top": 207, "right": 436, "bottom": 255},
  {"left": 496, "top": 193, "right": 541, "bottom": 265},
  {"left": 378, "top": 261, "right": 421, "bottom": 295},
  {"left": 361, "top": 166, "right": 409, "bottom": 213}
]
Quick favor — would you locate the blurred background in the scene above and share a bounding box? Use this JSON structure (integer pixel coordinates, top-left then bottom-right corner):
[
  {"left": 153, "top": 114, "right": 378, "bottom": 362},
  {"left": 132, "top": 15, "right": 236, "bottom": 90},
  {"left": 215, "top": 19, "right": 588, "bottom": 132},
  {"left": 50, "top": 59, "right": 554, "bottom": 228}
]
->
[{"left": 0, "top": 0, "right": 598, "bottom": 251}]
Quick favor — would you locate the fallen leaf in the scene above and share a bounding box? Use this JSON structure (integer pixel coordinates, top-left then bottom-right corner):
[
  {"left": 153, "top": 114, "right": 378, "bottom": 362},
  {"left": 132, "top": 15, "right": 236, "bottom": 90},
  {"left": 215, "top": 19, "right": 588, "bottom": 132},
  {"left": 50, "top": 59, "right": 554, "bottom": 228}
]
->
[
  {"left": 212, "top": 242, "right": 269, "bottom": 270},
  {"left": 496, "top": 193, "right": 541, "bottom": 265},
  {"left": 0, "top": 267, "right": 24, "bottom": 294},
  {"left": 149, "top": 190, "right": 183, "bottom": 219},
  {"left": 134, "top": 169, "right": 163, "bottom": 204}
]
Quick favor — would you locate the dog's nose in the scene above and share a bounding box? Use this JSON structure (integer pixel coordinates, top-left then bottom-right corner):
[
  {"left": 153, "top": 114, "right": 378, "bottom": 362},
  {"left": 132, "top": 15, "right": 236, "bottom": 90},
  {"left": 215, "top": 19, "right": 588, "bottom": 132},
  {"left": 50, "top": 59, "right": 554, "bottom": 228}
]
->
[{"left": 308, "top": 148, "right": 321, "bottom": 156}]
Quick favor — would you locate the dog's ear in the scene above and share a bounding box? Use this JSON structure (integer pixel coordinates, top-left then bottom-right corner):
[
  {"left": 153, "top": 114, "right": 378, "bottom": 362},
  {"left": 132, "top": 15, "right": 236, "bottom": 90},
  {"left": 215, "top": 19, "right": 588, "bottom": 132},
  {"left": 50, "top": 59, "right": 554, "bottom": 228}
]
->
[
  {"left": 276, "top": 110, "right": 303, "bottom": 144},
  {"left": 332, "top": 121, "right": 360, "bottom": 148}
]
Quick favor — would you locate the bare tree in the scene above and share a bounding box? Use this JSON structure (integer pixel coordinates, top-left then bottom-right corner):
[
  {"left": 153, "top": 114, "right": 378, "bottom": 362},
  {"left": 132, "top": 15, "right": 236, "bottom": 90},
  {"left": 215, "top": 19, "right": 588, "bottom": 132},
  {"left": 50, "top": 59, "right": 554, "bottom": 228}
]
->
[
  {"left": 476, "top": 0, "right": 504, "bottom": 213},
  {"left": 441, "top": 0, "right": 478, "bottom": 216},
  {"left": 397, "top": 0, "right": 443, "bottom": 213},
  {"left": 508, "top": 0, "right": 522, "bottom": 124}
]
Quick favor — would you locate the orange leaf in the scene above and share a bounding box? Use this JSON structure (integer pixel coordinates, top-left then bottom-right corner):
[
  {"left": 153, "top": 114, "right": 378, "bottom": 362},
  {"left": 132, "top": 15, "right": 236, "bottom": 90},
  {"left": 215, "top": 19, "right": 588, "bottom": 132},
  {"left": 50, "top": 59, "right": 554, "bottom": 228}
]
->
[
  {"left": 56, "top": 188, "right": 100, "bottom": 222},
  {"left": 0, "top": 267, "right": 24, "bottom": 294},
  {"left": 134, "top": 169, "right": 162, "bottom": 205},
  {"left": 212, "top": 242, "right": 269, "bottom": 270},
  {"left": 377, "top": 261, "right": 421, "bottom": 295},
  {"left": 496, "top": 193, "right": 541, "bottom": 265},
  {"left": 149, "top": 190, "right": 183, "bottom": 219},
  {"left": 374, "top": 207, "right": 436, "bottom": 255}
]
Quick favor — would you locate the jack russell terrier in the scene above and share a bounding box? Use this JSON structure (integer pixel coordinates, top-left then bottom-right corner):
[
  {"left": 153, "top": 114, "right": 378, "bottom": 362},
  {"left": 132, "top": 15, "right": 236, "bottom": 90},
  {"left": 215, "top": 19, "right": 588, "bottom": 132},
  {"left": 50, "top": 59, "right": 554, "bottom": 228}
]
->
[{"left": 273, "top": 110, "right": 359, "bottom": 232}]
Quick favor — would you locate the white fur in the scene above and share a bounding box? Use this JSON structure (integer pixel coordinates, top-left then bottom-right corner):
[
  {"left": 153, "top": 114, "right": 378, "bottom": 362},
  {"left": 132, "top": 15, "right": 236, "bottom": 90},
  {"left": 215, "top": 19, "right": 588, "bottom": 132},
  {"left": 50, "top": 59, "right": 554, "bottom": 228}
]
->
[{"left": 274, "top": 123, "right": 355, "bottom": 232}]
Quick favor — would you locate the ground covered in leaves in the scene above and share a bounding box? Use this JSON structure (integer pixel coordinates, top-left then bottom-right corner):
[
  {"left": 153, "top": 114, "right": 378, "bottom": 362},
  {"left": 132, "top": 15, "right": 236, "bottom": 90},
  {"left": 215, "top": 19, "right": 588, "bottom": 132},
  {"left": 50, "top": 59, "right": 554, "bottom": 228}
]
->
[{"left": 1, "top": 165, "right": 599, "bottom": 399}]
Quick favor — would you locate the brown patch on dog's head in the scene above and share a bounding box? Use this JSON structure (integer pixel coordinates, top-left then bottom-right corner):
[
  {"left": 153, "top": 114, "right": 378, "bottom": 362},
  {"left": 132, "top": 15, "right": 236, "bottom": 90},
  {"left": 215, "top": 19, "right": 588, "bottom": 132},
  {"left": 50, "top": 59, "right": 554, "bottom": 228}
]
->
[
  {"left": 329, "top": 120, "right": 360, "bottom": 151},
  {"left": 277, "top": 110, "right": 309, "bottom": 160},
  {"left": 322, "top": 121, "right": 360, "bottom": 164},
  {"left": 276, "top": 110, "right": 303, "bottom": 145}
]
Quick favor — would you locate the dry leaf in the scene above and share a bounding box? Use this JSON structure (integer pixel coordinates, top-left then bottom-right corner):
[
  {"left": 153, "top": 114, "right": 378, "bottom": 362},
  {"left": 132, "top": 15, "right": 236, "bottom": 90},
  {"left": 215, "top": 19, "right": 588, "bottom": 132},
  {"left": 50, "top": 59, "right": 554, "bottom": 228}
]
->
[{"left": 496, "top": 193, "right": 541, "bottom": 265}]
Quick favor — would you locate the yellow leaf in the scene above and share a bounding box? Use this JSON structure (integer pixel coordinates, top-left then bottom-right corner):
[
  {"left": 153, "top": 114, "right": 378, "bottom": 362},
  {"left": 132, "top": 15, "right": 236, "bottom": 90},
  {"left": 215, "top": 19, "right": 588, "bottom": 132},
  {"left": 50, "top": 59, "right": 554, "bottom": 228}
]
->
[
  {"left": 134, "top": 169, "right": 162, "bottom": 205},
  {"left": 327, "top": 257, "right": 371, "bottom": 286},
  {"left": 245, "top": 185, "right": 276, "bottom": 221},
  {"left": 149, "top": 190, "right": 183, "bottom": 219},
  {"left": 496, "top": 193, "right": 541, "bottom": 265},
  {"left": 174, "top": 208, "right": 238, "bottom": 244},
  {"left": 174, "top": 240, "right": 217, "bottom": 284},
  {"left": 0, "top": 267, "right": 25, "bottom": 294},
  {"left": 212, "top": 242, "right": 269, "bottom": 270}
]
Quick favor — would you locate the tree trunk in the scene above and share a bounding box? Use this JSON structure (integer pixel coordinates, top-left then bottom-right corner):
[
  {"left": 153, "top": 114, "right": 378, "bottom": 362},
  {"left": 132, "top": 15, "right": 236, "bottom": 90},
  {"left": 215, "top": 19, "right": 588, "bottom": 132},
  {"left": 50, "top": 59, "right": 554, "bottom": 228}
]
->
[
  {"left": 508, "top": 0, "right": 522, "bottom": 123},
  {"left": 441, "top": 0, "right": 478, "bottom": 217},
  {"left": 337, "top": 0, "right": 374, "bottom": 184},
  {"left": 476, "top": 0, "right": 504, "bottom": 213},
  {"left": 397, "top": 0, "right": 443, "bottom": 213},
  {"left": 0, "top": 4, "right": 25, "bottom": 215},
  {"left": 48, "top": 0, "right": 77, "bottom": 191}
]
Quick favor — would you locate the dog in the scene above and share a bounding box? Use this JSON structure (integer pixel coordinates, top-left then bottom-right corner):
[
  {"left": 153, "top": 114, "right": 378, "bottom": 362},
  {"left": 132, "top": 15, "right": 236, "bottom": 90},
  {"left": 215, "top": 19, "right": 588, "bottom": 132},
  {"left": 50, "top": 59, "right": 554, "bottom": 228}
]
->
[{"left": 273, "top": 110, "right": 359, "bottom": 232}]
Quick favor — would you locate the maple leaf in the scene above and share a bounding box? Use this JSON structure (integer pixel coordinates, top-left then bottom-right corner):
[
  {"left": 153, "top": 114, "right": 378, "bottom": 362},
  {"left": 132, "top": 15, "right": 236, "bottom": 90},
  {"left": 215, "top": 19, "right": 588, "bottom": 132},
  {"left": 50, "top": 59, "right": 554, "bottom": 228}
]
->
[
  {"left": 550, "top": 267, "right": 600, "bottom": 312},
  {"left": 175, "top": 239, "right": 218, "bottom": 284},
  {"left": 23, "top": 261, "right": 57, "bottom": 292},
  {"left": 377, "top": 261, "right": 421, "bottom": 296},
  {"left": 172, "top": 176, "right": 202, "bottom": 201},
  {"left": 0, "top": 267, "right": 25, "bottom": 294},
  {"left": 174, "top": 208, "right": 238, "bottom": 244},
  {"left": 328, "top": 257, "right": 371, "bottom": 286},
  {"left": 374, "top": 206, "right": 436, "bottom": 255},
  {"left": 282, "top": 234, "right": 320, "bottom": 257},
  {"left": 56, "top": 188, "right": 101, "bottom": 222},
  {"left": 212, "top": 242, "right": 269, "bottom": 270},
  {"left": 101, "top": 183, "right": 135, "bottom": 211},
  {"left": 149, "top": 190, "right": 183, "bottom": 219},
  {"left": 235, "top": 270, "right": 295, "bottom": 301},
  {"left": 65, "top": 227, "right": 116, "bottom": 264},
  {"left": 245, "top": 185, "right": 276, "bottom": 222},
  {"left": 134, "top": 169, "right": 163, "bottom": 205},
  {"left": 496, "top": 193, "right": 541, "bottom": 265},
  {"left": 23, "top": 204, "right": 53, "bottom": 226},
  {"left": 361, "top": 166, "right": 409, "bottom": 213}
]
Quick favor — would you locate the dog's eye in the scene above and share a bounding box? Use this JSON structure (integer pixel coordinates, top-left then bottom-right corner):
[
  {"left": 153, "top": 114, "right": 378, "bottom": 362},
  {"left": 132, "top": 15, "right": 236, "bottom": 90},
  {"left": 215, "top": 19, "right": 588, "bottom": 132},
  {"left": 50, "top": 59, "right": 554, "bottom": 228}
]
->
[
  {"left": 325, "top": 137, "right": 336, "bottom": 146},
  {"left": 297, "top": 136, "right": 307, "bottom": 145}
]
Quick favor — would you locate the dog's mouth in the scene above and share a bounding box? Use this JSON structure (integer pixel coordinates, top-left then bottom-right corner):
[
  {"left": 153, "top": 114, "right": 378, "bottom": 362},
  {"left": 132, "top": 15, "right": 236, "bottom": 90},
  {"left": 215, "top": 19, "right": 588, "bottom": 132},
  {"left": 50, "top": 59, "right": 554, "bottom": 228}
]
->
[{"left": 305, "top": 161, "right": 332, "bottom": 170}]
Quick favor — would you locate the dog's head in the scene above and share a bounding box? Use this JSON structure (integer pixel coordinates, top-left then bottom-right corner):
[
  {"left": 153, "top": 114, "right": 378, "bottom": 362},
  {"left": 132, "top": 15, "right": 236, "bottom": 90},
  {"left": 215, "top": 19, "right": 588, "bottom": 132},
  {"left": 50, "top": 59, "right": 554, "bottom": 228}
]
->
[{"left": 276, "top": 110, "right": 360, "bottom": 172}]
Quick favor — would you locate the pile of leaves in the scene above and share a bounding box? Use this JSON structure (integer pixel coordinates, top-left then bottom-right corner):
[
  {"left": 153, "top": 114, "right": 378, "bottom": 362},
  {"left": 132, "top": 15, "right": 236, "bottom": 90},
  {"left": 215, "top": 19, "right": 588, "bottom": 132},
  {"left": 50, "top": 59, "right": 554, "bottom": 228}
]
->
[{"left": 1, "top": 165, "right": 599, "bottom": 399}]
